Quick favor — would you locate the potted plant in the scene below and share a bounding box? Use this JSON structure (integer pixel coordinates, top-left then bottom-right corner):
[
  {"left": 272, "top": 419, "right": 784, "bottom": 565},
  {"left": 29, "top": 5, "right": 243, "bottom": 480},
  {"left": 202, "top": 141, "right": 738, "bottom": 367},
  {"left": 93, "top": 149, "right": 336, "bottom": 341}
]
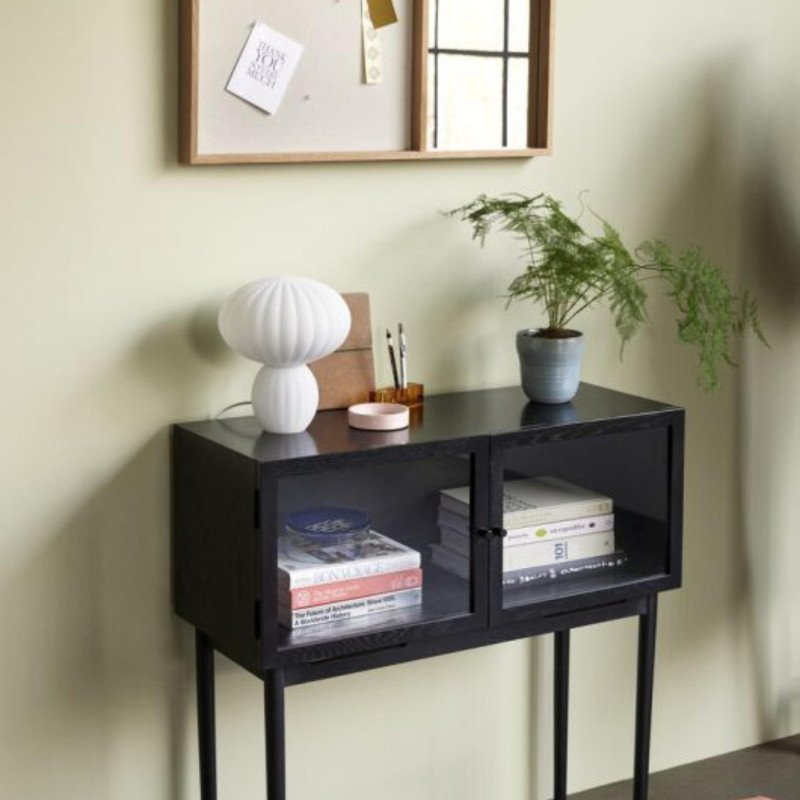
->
[{"left": 448, "top": 193, "right": 766, "bottom": 403}]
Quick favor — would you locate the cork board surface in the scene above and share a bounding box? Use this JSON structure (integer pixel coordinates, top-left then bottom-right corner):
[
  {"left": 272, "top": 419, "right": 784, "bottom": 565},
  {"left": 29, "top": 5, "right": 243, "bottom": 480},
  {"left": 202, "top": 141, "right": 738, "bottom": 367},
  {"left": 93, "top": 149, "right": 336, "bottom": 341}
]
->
[{"left": 197, "top": 0, "right": 413, "bottom": 155}]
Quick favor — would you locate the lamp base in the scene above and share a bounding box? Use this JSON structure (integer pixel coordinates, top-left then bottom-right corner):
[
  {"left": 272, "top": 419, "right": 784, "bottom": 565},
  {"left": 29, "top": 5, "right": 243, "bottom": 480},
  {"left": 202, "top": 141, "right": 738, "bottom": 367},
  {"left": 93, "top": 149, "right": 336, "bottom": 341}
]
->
[{"left": 252, "top": 364, "right": 319, "bottom": 434}]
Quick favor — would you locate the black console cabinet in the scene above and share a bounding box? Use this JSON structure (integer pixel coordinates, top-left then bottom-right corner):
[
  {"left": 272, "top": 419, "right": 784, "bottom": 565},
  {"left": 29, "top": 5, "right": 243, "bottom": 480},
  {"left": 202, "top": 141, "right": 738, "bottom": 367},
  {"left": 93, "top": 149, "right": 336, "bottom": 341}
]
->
[{"left": 173, "top": 383, "right": 684, "bottom": 799}]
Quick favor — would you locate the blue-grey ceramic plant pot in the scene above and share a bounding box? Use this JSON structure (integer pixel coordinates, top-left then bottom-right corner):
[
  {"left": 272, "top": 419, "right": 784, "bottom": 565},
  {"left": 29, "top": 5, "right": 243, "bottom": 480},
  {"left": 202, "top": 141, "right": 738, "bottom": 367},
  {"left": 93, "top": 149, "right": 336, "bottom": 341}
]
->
[{"left": 516, "top": 329, "right": 585, "bottom": 404}]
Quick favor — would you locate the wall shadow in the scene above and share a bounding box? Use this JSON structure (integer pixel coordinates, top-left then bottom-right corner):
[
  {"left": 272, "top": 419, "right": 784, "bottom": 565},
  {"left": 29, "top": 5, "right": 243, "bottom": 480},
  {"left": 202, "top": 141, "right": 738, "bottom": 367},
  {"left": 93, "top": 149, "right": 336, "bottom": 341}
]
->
[
  {"left": 741, "top": 131, "right": 800, "bottom": 738},
  {"left": 592, "top": 51, "right": 800, "bottom": 759},
  {"left": 662, "top": 52, "right": 800, "bottom": 741},
  {"left": 621, "top": 56, "right": 757, "bottom": 672}
]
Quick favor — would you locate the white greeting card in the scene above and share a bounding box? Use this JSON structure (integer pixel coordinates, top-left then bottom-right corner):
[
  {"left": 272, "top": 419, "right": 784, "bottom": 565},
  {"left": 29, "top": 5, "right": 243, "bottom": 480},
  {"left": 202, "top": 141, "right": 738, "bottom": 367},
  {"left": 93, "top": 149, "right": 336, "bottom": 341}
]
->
[{"left": 226, "top": 22, "right": 304, "bottom": 115}]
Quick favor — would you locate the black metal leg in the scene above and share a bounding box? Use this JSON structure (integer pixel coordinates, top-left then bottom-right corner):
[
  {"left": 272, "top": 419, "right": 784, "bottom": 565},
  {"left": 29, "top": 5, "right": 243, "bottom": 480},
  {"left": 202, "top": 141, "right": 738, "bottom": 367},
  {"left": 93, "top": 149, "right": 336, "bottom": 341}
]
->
[
  {"left": 633, "top": 595, "right": 658, "bottom": 800},
  {"left": 265, "top": 669, "right": 286, "bottom": 800},
  {"left": 554, "top": 629, "right": 570, "bottom": 800},
  {"left": 195, "top": 631, "right": 217, "bottom": 800}
]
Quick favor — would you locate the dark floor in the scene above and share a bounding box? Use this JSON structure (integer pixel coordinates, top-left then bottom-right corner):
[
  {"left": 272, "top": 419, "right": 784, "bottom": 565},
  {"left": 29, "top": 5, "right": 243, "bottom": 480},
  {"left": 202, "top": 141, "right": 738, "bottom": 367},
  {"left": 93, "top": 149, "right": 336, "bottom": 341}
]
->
[{"left": 571, "top": 735, "right": 800, "bottom": 800}]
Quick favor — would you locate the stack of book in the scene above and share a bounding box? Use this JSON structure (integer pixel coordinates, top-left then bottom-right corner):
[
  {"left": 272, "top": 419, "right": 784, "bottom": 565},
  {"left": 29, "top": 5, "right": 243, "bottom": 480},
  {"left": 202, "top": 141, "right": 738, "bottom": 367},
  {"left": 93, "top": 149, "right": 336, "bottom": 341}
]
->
[
  {"left": 431, "top": 476, "right": 627, "bottom": 589},
  {"left": 278, "top": 529, "right": 422, "bottom": 630}
]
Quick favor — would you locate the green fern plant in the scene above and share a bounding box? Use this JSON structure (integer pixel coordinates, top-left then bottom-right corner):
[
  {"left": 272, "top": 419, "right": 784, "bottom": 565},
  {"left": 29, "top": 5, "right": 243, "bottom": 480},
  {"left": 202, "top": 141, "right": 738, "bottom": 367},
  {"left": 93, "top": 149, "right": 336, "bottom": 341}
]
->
[{"left": 448, "top": 192, "right": 767, "bottom": 390}]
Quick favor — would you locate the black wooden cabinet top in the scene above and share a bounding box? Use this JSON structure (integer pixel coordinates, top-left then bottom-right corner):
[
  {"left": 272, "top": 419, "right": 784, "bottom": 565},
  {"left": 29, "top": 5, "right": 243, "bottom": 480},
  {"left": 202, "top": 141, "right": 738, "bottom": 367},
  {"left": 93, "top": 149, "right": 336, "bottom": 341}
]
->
[{"left": 176, "top": 383, "right": 680, "bottom": 465}]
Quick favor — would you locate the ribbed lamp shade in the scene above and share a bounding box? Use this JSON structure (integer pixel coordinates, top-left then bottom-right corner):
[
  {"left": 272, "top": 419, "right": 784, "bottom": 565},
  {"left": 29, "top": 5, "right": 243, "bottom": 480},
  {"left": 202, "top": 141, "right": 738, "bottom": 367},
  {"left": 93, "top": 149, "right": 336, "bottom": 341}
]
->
[
  {"left": 219, "top": 277, "right": 351, "bottom": 434},
  {"left": 219, "top": 277, "right": 351, "bottom": 366}
]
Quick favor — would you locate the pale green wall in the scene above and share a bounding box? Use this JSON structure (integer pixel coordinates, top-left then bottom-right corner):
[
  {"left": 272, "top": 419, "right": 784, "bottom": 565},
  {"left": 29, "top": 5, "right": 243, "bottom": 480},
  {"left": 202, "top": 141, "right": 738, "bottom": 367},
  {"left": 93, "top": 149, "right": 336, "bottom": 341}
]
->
[{"left": 1, "top": 1, "right": 797, "bottom": 798}]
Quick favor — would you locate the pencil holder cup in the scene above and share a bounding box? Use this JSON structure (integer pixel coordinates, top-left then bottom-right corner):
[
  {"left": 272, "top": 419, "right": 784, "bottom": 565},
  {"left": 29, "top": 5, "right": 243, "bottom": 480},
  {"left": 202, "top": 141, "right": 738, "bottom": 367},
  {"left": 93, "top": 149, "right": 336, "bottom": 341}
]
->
[{"left": 370, "top": 383, "right": 424, "bottom": 408}]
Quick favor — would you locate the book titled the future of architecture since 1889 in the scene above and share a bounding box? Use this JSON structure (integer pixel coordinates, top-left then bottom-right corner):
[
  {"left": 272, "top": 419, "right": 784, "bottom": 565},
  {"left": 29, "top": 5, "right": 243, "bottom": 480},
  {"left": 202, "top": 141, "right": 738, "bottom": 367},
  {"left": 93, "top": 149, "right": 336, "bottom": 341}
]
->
[{"left": 278, "top": 588, "right": 423, "bottom": 629}]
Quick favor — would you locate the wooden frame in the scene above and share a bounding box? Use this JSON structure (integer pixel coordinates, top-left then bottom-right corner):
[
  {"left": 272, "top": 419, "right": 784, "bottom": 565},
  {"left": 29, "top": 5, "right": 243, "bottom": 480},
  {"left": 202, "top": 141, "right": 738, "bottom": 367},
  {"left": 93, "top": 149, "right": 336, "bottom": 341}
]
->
[{"left": 179, "top": 0, "right": 553, "bottom": 165}]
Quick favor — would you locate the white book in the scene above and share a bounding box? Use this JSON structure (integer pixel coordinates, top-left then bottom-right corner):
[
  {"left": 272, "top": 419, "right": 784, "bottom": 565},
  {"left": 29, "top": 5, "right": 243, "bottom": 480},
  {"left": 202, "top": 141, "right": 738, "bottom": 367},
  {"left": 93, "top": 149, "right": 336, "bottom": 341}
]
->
[
  {"left": 440, "top": 476, "right": 613, "bottom": 528},
  {"left": 438, "top": 511, "right": 615, "bottom": 550},
  {"left": 278, "top": 530, "right": 420, "bottom": 590},
  {"left": 502, "top": 530, "right": 615, "bottom": 571},
  {"left": 278, "top": 588, "right": 422, "bottom": 629},
  {"left": 431, "top": 530, "right": 615, "bottom": 577}
]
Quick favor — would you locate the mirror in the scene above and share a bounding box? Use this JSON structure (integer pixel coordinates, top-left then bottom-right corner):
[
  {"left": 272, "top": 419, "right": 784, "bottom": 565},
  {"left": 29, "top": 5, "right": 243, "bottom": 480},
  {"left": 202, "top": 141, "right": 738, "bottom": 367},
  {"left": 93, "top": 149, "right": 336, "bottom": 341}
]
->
[{"left": 425, "top": 0, "right": 535, "bottom": 151}]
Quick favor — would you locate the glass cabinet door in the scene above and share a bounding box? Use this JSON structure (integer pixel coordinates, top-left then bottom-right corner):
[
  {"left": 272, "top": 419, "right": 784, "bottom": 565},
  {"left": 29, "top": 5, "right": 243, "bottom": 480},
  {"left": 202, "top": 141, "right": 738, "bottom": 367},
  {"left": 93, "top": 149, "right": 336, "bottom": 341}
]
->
[
  {"left": 268, "top": 443, "right": 489, "bottom": 658},
  {"left": 489, "top": 420, "right": 681, "bottom": 622}
]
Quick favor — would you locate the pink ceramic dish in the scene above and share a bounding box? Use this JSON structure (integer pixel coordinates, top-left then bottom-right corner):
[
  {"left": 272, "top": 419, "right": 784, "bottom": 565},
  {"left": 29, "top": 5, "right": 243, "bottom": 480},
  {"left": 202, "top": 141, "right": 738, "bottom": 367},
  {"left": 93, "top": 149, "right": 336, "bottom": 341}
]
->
[{"left": 347, "top": 402, "right": 410, "bottom": 431}]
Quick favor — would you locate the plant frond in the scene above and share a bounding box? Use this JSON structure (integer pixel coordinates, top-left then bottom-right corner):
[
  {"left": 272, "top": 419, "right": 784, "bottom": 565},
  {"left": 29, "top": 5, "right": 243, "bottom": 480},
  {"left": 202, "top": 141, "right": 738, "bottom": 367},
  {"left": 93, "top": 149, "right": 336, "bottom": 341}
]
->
[{"left": 448, "top": 193, "right": 767, "bottom": 390}]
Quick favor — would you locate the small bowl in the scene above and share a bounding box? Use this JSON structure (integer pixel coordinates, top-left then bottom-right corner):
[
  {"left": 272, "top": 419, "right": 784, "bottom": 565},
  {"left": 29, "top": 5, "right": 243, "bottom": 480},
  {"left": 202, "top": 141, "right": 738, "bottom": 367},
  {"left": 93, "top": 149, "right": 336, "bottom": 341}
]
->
[
  {"left": 284, "top": 507, "right": 371, "bottom": 548},
  {"left": 348, "top": 402, "right": 410, "bottom": 431}
]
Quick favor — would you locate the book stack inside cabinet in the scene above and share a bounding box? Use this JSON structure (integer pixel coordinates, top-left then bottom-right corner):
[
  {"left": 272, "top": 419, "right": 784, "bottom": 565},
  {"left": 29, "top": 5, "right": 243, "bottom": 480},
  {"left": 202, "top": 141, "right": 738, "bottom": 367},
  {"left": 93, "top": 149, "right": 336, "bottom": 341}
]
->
[
  {"left": 277, "top": 509, "right": 423, "bottom": 630},
  {"left": 431, "top": 477, "right": 627, "bottom": 589}
]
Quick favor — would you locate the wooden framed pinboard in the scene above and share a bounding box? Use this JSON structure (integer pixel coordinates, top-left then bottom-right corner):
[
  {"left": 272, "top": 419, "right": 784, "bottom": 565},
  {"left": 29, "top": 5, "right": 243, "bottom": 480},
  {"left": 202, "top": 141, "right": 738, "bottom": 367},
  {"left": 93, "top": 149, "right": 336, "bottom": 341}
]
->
[{"left": 179, "top": 0, "right": 553, "bottom": 165}]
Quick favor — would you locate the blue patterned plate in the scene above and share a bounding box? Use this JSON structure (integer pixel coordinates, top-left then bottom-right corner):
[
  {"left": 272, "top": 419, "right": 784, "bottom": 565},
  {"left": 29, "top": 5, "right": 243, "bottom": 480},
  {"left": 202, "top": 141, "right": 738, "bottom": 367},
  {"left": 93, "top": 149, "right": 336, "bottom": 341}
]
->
[{"left": 285, "top": 507, "right": 371, "bottom": 543}]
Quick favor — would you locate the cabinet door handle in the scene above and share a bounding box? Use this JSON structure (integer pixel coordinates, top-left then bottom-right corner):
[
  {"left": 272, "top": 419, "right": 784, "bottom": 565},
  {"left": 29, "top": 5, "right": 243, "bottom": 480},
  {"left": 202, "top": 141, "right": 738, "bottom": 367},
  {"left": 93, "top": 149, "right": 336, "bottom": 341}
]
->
[{"left": 477, "top": 527, "right": 507, "bottom": 539}]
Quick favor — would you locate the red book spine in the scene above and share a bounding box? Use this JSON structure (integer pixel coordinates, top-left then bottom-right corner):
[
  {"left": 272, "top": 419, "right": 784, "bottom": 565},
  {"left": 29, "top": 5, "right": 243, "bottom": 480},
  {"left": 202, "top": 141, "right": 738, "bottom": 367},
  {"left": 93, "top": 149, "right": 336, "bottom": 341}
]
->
[{"left": 284, "top": 569, "right": 423, "bottom": 609}]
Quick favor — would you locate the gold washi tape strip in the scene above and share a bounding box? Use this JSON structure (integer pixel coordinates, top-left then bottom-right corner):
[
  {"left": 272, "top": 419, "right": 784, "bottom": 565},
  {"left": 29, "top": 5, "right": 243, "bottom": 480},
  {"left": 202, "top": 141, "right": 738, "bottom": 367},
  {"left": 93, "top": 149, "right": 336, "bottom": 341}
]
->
[
  {"left": 366, "top": 0, "right": 398, "bottom": 29},
  {"left": 361, "top": 0, "right": 383, "bottom": 85}
]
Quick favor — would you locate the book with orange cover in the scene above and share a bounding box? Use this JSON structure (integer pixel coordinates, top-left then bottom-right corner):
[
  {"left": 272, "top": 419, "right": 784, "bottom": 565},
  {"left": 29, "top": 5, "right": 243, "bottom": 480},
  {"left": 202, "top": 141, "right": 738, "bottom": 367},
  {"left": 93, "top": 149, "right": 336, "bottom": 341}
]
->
[{"left": 281, "top": 568, "right": 423, "bottom": 609}]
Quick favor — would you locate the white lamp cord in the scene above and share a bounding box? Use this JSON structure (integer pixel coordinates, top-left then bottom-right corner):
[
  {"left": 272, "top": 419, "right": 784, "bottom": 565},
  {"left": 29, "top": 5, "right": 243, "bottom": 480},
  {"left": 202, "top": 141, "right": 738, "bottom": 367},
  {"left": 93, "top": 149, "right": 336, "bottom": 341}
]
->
[{"left": 213, "top": 401, "right": 252, "bottom": 420}]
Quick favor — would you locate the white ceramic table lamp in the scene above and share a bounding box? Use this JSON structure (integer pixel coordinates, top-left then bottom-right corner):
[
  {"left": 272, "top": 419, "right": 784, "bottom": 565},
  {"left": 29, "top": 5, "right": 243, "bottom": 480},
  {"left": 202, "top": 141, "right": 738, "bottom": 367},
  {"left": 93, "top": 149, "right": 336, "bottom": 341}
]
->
[{"left": 219, "top": 277, "right": 351, "bottom": 434}]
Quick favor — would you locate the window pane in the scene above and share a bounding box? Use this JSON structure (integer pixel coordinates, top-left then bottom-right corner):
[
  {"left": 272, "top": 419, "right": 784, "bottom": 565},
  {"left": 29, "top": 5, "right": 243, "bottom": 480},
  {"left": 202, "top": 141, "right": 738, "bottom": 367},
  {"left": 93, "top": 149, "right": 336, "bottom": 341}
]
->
[
  {"left": 507, "top": 57, "right": 530, "bottom": 148},
  {"left": 508, "top": 0, "right": 531, "bottom": 53},
  {"left": 436, "top": 0, "right": 505, "bottom": 53},
  {"left": 433, "top": 54, "right": 504, "bottom": 150},
  {"left": 427, "top": 53, "right": 437, "bottom": 149}
]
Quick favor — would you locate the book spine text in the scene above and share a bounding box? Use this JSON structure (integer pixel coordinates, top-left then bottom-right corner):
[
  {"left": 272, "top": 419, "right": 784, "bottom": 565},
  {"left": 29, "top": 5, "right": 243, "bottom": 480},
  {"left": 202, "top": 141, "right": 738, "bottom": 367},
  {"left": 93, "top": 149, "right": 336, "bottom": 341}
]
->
[
  {"left": 278, "top": 588, "right": 423, "bottom": 629},
  {"left": 282, "top": 568, "right": 423, "bottom": 609},
  {"left": 279, "top": 552, "right": 421, "bottom": 590},
  {"left": 438, "top": 512, "right": 614, "bottom": 548},
  {"left": 502, "top": 530, "right": 615, "bottom": 571},
  {"left": 503, "top": 552, "right": 628, "bottom": 587}
]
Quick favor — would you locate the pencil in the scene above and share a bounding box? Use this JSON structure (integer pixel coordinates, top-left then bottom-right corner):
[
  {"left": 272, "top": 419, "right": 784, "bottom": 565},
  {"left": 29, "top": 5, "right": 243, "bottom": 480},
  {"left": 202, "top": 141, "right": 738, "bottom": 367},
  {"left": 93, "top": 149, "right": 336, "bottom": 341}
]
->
[{"left": 386, "top": 329, "right": 400, "bottom": 389}]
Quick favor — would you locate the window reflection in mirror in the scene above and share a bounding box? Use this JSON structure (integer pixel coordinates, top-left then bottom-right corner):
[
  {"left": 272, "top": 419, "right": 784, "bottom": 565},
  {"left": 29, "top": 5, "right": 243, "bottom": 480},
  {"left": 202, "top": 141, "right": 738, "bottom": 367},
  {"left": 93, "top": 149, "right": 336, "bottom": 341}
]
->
[{"left": 427, "top": 0, "right": 531, "bottom": 151}]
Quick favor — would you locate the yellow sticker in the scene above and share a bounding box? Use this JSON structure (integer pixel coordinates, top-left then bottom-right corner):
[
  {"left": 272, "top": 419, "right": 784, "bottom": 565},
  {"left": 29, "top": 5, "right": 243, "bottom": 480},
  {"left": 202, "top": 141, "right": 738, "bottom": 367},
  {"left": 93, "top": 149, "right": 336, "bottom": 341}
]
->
[{"left": 366, "top": 0, "right": 398, "bottom": 29}]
